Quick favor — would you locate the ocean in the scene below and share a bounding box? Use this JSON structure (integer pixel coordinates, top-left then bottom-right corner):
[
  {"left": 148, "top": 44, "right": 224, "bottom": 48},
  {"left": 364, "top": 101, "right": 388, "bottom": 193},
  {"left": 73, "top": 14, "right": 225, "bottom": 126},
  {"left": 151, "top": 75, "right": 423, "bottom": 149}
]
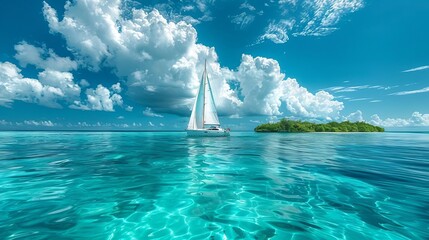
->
[{"left": 0, "top": 131, "right": 428, "bottom": 239}]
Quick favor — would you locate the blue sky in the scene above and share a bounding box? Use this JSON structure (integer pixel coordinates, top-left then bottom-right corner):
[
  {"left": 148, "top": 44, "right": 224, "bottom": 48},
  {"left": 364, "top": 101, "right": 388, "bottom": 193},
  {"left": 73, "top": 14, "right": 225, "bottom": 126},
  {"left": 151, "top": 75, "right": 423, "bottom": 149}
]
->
[{"left": 1, "top": 0, "right": 428, "bottom": 130}]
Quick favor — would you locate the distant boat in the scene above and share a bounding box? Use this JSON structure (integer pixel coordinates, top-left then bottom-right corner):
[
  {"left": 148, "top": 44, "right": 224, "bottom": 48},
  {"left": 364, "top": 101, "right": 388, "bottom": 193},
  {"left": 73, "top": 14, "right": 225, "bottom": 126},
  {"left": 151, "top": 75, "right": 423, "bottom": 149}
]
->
[{"left": 187, "top": 60, "right": 230, "bottom": 137}]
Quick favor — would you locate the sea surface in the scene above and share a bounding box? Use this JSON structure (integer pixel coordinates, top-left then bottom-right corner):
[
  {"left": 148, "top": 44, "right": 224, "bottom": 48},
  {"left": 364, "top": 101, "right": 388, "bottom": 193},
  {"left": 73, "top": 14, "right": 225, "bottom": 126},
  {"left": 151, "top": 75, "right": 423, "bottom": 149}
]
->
[{"left": 0, "top": 131, "right": 428, "bottom": 240}]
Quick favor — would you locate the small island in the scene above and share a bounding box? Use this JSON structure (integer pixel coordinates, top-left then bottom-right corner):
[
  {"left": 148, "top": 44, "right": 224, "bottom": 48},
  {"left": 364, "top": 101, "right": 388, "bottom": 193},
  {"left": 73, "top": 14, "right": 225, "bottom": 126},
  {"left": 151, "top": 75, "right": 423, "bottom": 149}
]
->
[{"left": 254, "top": 119, "right": 384, "bottom": 132}]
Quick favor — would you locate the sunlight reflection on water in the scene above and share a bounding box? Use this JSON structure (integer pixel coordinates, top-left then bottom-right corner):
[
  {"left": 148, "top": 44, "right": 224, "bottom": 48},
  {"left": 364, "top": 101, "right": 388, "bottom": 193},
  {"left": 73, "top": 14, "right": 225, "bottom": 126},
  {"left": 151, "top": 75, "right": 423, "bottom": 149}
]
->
[{"left": 0, "top": 131, "right": 428, "bottom": 239}]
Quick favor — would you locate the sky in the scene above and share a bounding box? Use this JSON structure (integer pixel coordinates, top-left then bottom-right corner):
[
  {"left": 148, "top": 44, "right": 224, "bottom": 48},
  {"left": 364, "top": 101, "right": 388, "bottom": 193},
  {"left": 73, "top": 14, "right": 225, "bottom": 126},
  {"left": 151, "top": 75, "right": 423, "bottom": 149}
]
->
[{"left": 0, "top": 0, "right": 428, "bottom": 130}]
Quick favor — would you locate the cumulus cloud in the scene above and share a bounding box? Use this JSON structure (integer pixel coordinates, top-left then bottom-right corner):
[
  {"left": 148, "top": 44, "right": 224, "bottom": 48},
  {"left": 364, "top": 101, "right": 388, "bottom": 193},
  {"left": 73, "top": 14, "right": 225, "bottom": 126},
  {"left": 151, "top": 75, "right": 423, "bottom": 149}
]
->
[
  {"left": 235, "top": 55, "right": 284, "bottom": 115},
  {"left": 79, "top": 79, "right": 90, "bottom": 87},
  {"left": 41, "top": 0, "right": 343, "bottom": 119},
  {"left": 0, "top": 62, "right": 80, "bottom": 108},
  {"left": 42, "top": 1, "right": 115, "bottom": 70},
  {"left": 370, "top": 112, "right": 429, "bottom": 127},
  {"left": 14, "top": 42, "right": 77, "bottom": 71},
  {"left": 234, "top": 55, "right": 343, "bottom": 119},
  {"left": 345, "top": 110, "right": 364, "bottom": 122},
  {"left": 38, "top": 70, "right": 81, "bottom": 99},
  {"left": 2, "top": 47, "right": 122, "bottom": 111},
  {"left": 3, "top": 41, "right": 117, "bottom": 110},
  {"left": 43, "top": 1, "right": 240, "bottom": 116},
  {"left": 71, "top": 84, "right": 123, "bottom": 111},
  {"left": 283, "top": 79, "right": 343, "bottom": 119},
  {"left": 111, "top": 82, "right": 122, "bottom": 93}
]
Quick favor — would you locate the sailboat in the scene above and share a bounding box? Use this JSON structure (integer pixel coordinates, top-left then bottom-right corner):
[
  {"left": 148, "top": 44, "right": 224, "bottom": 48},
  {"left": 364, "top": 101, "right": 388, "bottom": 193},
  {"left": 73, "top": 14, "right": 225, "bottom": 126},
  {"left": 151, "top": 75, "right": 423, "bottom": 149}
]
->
[{"left": 187, "top": 60, "right": 230, "bottom": 137}]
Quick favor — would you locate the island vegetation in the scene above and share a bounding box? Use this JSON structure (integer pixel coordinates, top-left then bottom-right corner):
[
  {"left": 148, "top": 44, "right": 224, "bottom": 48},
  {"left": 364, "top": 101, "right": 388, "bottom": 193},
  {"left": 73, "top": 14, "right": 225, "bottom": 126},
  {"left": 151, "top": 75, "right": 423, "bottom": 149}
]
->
[{"left": 254, "top": 119, "right": 384, "bottom": 132}]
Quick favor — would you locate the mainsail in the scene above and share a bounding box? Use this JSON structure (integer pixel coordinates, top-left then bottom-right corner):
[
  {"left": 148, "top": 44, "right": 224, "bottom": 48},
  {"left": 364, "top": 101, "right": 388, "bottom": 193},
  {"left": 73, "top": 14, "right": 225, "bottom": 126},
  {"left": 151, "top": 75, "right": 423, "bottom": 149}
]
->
[{"left": 187, "top": 61, "right": 220, "bottom": 130}]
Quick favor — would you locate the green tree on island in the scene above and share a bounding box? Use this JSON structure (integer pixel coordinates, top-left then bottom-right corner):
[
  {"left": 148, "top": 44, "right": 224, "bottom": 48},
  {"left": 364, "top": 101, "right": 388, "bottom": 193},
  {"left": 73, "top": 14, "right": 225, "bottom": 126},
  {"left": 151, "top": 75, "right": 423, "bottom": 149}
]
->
[{"left": 254, "top": 119, "right": 384, "bottom": 132}]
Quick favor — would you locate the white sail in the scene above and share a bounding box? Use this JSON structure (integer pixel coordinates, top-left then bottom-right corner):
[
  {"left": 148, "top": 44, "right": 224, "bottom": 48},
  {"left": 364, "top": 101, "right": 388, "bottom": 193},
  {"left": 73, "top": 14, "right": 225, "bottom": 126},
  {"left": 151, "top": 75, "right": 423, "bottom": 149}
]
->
[
  {"left": 203, "top": 74, "right": 220, "bottom": 127},
  {"left": 187, "top": 72, "right": 205, "bottom": 130},
  {"left": 187, "top": 60, "right": 230, "bottom": 136}
]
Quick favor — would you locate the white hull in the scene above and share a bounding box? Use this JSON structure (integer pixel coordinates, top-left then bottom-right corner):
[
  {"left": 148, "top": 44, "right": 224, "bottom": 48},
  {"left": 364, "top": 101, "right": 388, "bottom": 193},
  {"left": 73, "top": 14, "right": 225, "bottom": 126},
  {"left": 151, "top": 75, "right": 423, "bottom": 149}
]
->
[{"left": 186, "top": 129, "right": 230, "bottom": 137}]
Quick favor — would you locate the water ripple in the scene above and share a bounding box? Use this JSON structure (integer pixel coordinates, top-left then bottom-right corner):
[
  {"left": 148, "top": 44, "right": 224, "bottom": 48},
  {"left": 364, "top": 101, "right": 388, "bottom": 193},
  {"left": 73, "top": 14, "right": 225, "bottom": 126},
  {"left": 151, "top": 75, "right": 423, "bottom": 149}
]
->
[{"left": 0, "top": 131, "right": 428, "bottom": 239}]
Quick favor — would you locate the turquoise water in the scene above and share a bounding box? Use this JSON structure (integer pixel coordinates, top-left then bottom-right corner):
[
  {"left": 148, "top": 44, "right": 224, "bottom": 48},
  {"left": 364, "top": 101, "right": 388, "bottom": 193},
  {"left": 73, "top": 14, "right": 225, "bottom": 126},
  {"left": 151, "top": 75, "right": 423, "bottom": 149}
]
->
[{"left": 0, "top": 132, "right": 428, "bottom": 240}]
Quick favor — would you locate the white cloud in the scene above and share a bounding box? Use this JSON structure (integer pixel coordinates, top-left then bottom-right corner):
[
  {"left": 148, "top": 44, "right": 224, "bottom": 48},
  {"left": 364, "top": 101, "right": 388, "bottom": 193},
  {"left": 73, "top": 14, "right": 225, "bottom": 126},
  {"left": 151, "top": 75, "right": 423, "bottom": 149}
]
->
[
  {"left": 71, "top": 83, "right": 123, "bottom": 111},
  {"left": 148, "top": 121, "right": 155, "bottom": 127},
  {"left": 133, "top": 122, "right": 142, "bottom": 127},
  {"left": 24, "top": 120, "right": 56, "bottom": 127},
  {"left": 231, "top": 12, "right": 255, "bottom": 29},
  {"left": 0, "top": 120, "right": 11, "bottom": 125},
  {"left": 327, "top": 85, "right": 370, "bottom": 92},
  {"left": 390, "top": 87, "right": 429, "bottom": 96},
  {"left": 279, "top": 0, "right": 297, "bottom": 5},
  {"left": 370, "top": 112, "right": 429, "bottom": 127},
  {"left": 240, "top": 2, "right": 256, "bottom": 11},
  {"left": 43, "top": 1, "right": 240, "bottom": 116},
  {"left": 410, "top": 112, "right": 429, "bottom": 126},
  {"left": 146, "top": 0, "right": 215, "bottom": 25},
  {"left": 259, "top": 20, "right": 295, "bottom": 44},
  {"left": 0, "top": 57, "right": 122, "bottom": 112},
  {"left": 235, "top": 55, "right": 343, "bottom": 119},
  {"left": 181, "top": 5, "right": 195, "bottom": 12},
  {"left": 42, "top": 1, "right": 116, "bottom": 70},
  {"left": 0, "top": 61, "right": 81, "bottom": 108},
  {"left": 75, "top": 121, "right": 130, "bottom": 128},
  {"left": 79, "top": 79, "right": 90, "bottom": 87},
  {"left": 0, "top": 120, "right": 58, "bottom": 128},
  {"left": 41, "top": 1, "right": 344, "bottom": 120},
  {"left": 14, "top": 42, "right": 77, "bottom": 71},
  {"left": 260, "top": 0, "right": 364, "bottom": 43},
  {"left": 349, "top": 98, "right": 370, "bottom": 102},
  {"left": 0, "top": 120, "right": 154, "bottom": 129},
  {"left": 125, "top": 106, "right": 133, "bottom": 112},
  {"left": 111, "top": 82, "right": 122, "bottom": 93},
  {"left": 296, "top": 0, "right": 364, "bottom": 37},
  {"left": 346, "top": 110, "right": 364, "bottom": 122},
  {"left": 281, "top": 78, "right": 344, "bottom": 119},
  {"left": 235, "top": 55, "right": 284, "bottom": 115},
  {"left": 143, "top": 107, "right": 164, "bottom": 117},
  {"left": 38, "top": 70, "right": 81, "bottom": 99},
  {"left": 402, "top": 65, "right": 429, "bottom": 73},
  {"left": 324, "top": 85, "right": 391, "bottom": 97}
]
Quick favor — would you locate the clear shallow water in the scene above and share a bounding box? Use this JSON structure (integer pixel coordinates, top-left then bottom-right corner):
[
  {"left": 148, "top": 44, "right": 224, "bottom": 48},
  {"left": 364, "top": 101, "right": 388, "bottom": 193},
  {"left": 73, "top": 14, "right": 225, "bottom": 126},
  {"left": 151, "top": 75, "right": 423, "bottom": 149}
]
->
[{"left": 0, "top": 132, "right": 428, "bottom": 240}]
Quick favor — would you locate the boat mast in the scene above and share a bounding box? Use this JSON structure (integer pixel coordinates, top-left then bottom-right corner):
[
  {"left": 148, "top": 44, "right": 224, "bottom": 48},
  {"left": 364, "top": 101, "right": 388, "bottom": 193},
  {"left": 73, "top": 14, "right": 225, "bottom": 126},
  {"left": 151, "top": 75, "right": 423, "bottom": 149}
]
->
[{"left": 202, "top": 60, "right": 207, "bottom": 128}]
